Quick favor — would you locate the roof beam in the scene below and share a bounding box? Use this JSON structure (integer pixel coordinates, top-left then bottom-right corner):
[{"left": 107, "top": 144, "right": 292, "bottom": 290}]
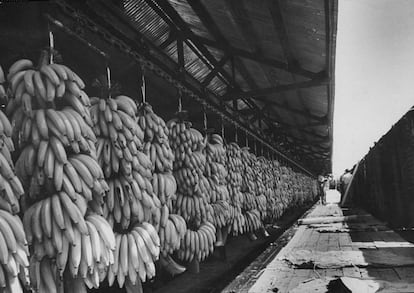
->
[
  {"left": 186, "top": 0, "right": 276, "bottom": 134},
  {"left": 192, "top": 35, "right": 317, "bottom": 79},
  {"left": 265, "top": 100, "right": 327, "bottom": 122},
  {"left": 159, "top": 30, "right": 176, "bottom": 50},
  {"left": 144, "top": 0, "right": 237, "bottom": 88},
  {"left": 202, "top": 54, "right": 230, "bottom": 86},
  {"left": 285, "top": 136, "right": 330, "bottom": 152},
  {"left": 186, "top": 0, "right": 261, "bottom": 94},
  {"left": 224, "top": 77, "right": 328, "bottom": 100}
]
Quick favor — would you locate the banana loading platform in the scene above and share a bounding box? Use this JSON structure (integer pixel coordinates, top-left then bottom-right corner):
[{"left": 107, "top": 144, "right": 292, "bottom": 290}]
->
[{"left": 223, "top": 195, "right": 414, "bottom": 293}]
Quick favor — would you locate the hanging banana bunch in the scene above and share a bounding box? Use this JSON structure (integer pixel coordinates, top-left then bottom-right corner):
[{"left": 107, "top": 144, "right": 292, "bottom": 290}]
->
[
  {"left": 204, "top": 133, "right": 235, "bottom": 247},
  {"left": 106, "top": 222, "right": 160, "bottom": 289},
  {"left": 240, "top": 148, "right": 263, "bottom": 234},
  {"left": 225, "top": 142, "right": 244, "bottom": 236},
  {"left": 5, "top": 51, "right": 114, "bottom": 293},
  {"left": 0, "top": 209, "right": 30, "bottom": 292},
  {"left": 137, "top": 102, "right": 187, "bottom": 268},
  {"left": 0, "top": 65, "right": 8, "bottom": 105},
  {"left": 91, "top": 85, "right": 161, "bottom": 291},
  {"left": 252, "top": 156, "right": 267, "bottom": 222},
  {"left": 168, "top": 118, "right": 216, "bottom": 262},
  {"left": 0, "top": 109, "right": 24, "bottom": 215}
]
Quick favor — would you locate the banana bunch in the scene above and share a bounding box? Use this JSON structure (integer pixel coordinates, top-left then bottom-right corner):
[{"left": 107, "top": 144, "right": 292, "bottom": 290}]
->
[
  {"left": 6, "top": 59, "right": 94, "bottom": 152},
  {"left": 6, "top": 59, "right": 86, "bottom": 113},
  {"left": 176, "top": 222, "right": 216, "bottom": 263},
  {"left": 11, "top": 107, "right": 96, "bottom": 155},
  {"left": 27, "top": 213, "right": 115, "bottom": 292},
  {"left": 159, "top": 254, "right": 186, "bottom": 276},
  {"left": 92, "top": 95, "right": 160, "bottom": 230},
  {"left": 6, "top": 58, "right": 103, "bottom": 206},
  {"left": 0, "top": 209, "right": 30, "bottom": 293},
  {"left": 252, "top": 157, "right": 266, "bottom": 197},
  {"left": 151, "top": 173, "right": 177, "bottom": 205},
  {"left": 240, "top": 148, "right": 257, "bottom": 196},
  {"left": 230, "top": 208, "right": 246, "bottom": 236},
  {"left": 225, "top": 143, "right": 244, "bottom": 236},
  {"left": 168, "top": 119, "right": 206, "bottom": 164},
  {"left": 0, "top": 110, "right": 24, "bottom": 214},
  {"left": 137, "top": 103, "right": 185, "bottom": 262},
  {"left": 138, "top": 103, "right": 169, "bottom": 143},
  {"left": 0, "top": 66, "right": 8, "bottom": 104},
  {"left": 211, "top": 200, "right": 233, "bottom": 229},
  {"left": 107, "top": 222, "right": 160, "bottom": 288},
  {"left": 91, "top": 96, "right": 144, "bottom": 177},
  {"left": 174, "top": 193, "right": 213, "bottom": 226},
  {"left": 255, "top": 194, "right": 267, "bottom": 220},
  {"left": 158, "top": 213, "right": 187, "bottom": 257},
  {"left": 103, "top": 172, "right": 161, "bottom": 230},
  {"left": 241, "top": 192, "right": 256, "bottom": 211},
  {"left": 138, "top": 103, "right": 174, "bottom": 173},
  {"left": 168, "top": 120, "right": 211, "bottom": 200},
  {"left": 29, "top": 256, "right": 61, "bottom": 293},
  {"left": 225, "top": 143, "right": 243, "bottom": 193},
  {"left": 16, "top": 151, "right": 108, "bottom": 212},
  {"left": 204, "top": 134, "right": 232, "bottom": 230},
  {"left": 244, "top": 209, "right": 263, "bottom": 233}
]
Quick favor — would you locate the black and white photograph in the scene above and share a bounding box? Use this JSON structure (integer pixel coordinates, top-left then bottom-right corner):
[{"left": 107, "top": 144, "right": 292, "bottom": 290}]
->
[{"left": 0, "top": 0, "right": 413, "bottom": 292}]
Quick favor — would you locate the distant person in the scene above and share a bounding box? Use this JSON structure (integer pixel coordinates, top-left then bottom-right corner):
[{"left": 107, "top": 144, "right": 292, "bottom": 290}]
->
[
  {"left": 340, "top": 169, "right": 353, "bottom": 200},
  {"left": 328, "top": 174, "right": 336, "bottom": 190},
  {"left": 318, "top": 175, "right": 327, "bottom": 205}
]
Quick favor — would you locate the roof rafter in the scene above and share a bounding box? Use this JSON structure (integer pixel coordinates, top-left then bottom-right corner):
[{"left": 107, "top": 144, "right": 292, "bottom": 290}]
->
[
  {"left": 202, "top": 54, "right": 230, "bottom": 86},
  {"left": 224, "top": 77, "right": 328, "bottom": 100}
]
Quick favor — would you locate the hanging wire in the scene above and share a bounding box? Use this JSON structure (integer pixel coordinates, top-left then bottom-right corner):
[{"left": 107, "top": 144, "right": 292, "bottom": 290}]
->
[
  {"left": 48, "top": 29, "right": 54, "bottom": 64},
  {"left": 245, "top": 130, "right": 248, "bottom": 147},
  {"left": 178, "top": 88, "right": 182, "bottom": 112},
  {"left": 141, "top": 65, "right": 146, "bottom": 104},
  {"left": 106, "top": 66, "right": 111, "bottom": 99},
  {"left": 254, "top": 139, "right": 257, "bottom": 154},
  {"left": 221, "top": 115, "right": 225, "bottom": 138},
  {"left": 203, "top": 106, "right": 207, "bottom": 130},
  {"left": 235, "top": 125, "right": 238, "bottom": 143}
]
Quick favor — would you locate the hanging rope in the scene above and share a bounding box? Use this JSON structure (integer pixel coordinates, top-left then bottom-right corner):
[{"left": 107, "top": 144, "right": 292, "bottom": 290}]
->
[
  {"left": 245, "top": 130, "right": 248, "bottom": 147},
  {"left": 235, "top": 125, "right": 238, "bottom": 143},
  {"left": 178, "top": 88, "right": 182, "bottom": 112},
  {"left": 203, "top": 106, "right": 207, "bottom": 131},
  {"left": 141, "top": 65, "right": 146, "bottom": 104},
  {"left": 106, "top": 66, "right": 111, "bottom": 99},
  {"left": 48, "top": 29, "right": 54, "bottom": 64},
  {"left": 221, "top": 116, "right": 225, "bottom": 138}
]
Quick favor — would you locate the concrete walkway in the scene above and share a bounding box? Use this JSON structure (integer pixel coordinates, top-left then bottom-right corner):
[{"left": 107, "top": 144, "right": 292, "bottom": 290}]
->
[{"left": 223, "top": 201, "right": 414, "bottom": 292}]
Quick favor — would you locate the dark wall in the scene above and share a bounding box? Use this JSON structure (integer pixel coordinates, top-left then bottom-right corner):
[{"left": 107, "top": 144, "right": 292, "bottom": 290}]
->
[{"left": 349, "top": 108, "right": 414, "bottom": 228}]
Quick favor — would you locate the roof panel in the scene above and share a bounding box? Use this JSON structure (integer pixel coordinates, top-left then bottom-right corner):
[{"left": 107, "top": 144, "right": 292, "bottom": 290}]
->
[
  {"left": 123, "top": 0, "right": 170, "bottom": 46},
  {"left": 167, "top": 0, "right": 213, "bottom": 39}
]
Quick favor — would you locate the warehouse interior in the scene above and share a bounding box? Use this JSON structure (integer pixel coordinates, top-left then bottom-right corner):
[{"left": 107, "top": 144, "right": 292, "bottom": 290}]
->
[{"left": 0, "top": 1, "right": 414, "bottom": 293}]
